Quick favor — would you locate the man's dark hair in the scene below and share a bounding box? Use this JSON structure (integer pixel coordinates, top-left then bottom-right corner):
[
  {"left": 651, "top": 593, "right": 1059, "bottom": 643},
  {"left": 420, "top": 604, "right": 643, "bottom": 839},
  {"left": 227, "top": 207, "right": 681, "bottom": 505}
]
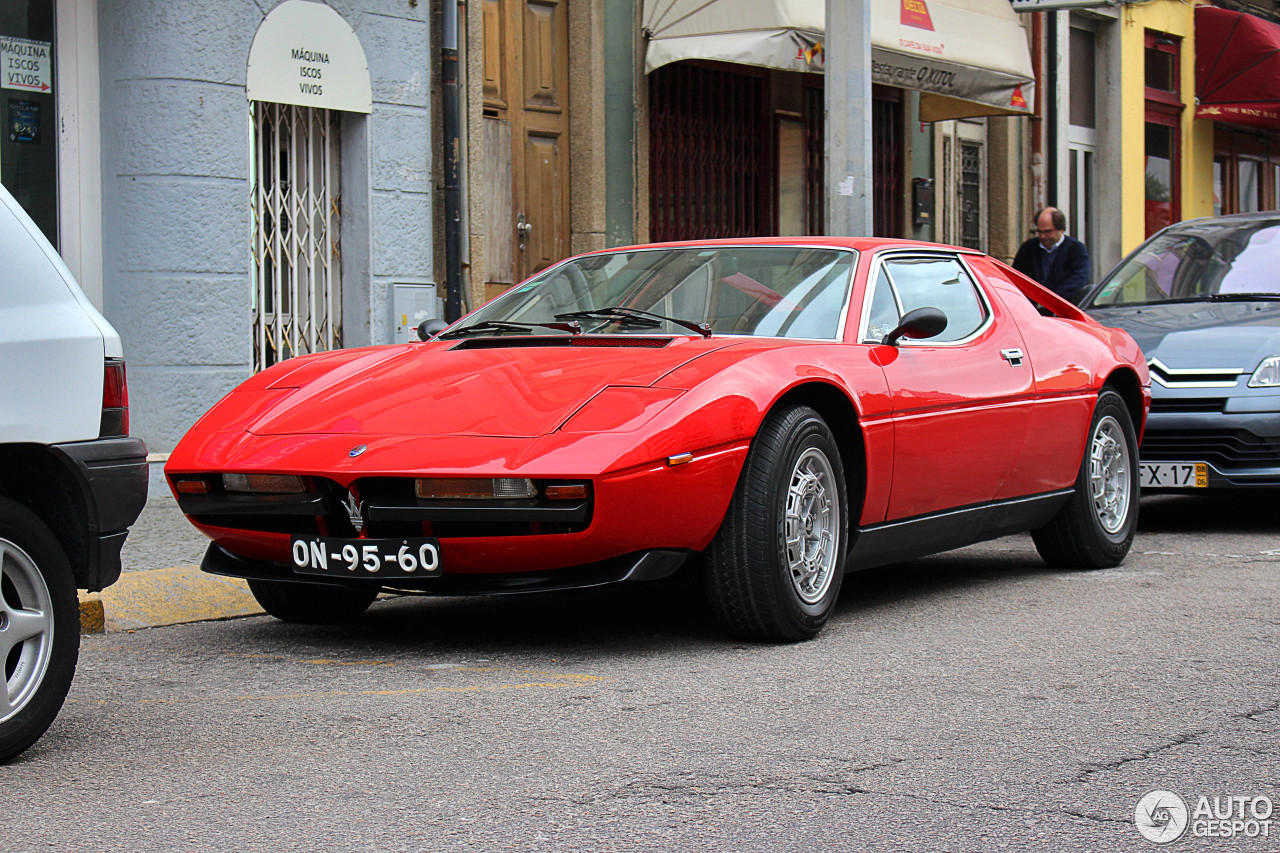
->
[{"left": 1036, "top": 207, "right": 1067, "bottom": 231}]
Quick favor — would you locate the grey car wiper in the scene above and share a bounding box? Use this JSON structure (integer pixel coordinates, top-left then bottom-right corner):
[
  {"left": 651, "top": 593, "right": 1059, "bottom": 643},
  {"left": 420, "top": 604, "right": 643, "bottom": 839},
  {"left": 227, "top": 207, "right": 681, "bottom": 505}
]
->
[
  {"left": 1104, "top": 293, "right": 1280, "bottom": 307},
  {"left": 436, "top": 319, "right": 581, "bottom": 339},
  {"left": 555, "top": 307, "right": 712, "bottom": 338},
  {"left": 1205, "top": 292, "right": 1280, "bottom": 302}
]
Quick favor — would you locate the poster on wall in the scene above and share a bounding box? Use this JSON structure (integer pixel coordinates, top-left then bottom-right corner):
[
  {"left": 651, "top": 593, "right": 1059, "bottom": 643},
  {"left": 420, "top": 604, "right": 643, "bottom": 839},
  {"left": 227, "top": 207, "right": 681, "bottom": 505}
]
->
[
  {"left": 8, "top": 98, "right": 40, "bottom": 143},
  {"left": 0, "top": 36, "right": 53, "bottom": 94}
]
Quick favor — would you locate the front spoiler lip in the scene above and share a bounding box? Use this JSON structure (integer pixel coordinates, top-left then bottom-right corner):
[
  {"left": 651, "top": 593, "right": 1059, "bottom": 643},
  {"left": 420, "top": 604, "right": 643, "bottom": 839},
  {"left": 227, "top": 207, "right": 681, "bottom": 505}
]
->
[{"left": 201, "top": 543, "right": 689, "bottom": 595}]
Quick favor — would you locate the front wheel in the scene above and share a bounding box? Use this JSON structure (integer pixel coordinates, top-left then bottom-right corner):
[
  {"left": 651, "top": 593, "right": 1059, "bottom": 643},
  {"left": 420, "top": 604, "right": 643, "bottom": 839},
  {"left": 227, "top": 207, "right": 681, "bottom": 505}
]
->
[
  {"left": 1032, "top": 388, "right": 1139, "bottom": 569},
  {"left": 247, "top": 579, "right": 379, "bottom": 624},
  {"left": 705, "top": 405, "right": 848, "bottom": 642},
  {"left": 0, "top": 498, "right": 80, "bottom": 763}
]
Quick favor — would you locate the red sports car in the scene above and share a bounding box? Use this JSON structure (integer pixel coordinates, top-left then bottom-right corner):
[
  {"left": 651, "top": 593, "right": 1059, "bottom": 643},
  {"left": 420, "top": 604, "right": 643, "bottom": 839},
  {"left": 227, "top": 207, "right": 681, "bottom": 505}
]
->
[{"left": 166, "top": 238, "right": 1150, "bottom": 641}]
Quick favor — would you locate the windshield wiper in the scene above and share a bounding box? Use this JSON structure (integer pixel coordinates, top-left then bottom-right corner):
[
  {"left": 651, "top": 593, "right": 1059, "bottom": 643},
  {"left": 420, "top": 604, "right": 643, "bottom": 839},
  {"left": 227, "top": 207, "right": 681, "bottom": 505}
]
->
[
  {"left": 555, "top": 306, "right": 712, "bottom": 338},
  {"left": 1205, "top": 292, "right": 1280, "bottom": 302},
  {"left": 436, "top": 319, "right": 581, "bottom": 339},
  {"left": 1104, "top": 293, "right": 1280, "bottom": 307}
]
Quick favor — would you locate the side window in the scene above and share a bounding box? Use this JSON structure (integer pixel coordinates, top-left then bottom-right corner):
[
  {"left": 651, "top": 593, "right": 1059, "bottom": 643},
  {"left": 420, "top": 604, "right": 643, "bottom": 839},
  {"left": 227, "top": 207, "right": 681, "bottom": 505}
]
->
[
  {"left": 881, "top": 256, "right": 988, "bottom": 343},
  {"left": 863, "top": 267, "right": 901, "bottom": 342}
]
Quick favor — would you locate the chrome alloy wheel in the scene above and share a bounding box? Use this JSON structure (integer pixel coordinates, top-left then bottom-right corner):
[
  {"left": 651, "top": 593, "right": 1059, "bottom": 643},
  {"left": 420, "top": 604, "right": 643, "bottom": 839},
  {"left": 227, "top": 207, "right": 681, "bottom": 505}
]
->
[
  {"left": 0, "top": 538, "right": 54, "bottom": 724},
  {"left": 1089, "top": 415, "right": 1132, "bottom": 535},
  {"left": 784, "top": 447, "right": 841, "bottom": 604}
]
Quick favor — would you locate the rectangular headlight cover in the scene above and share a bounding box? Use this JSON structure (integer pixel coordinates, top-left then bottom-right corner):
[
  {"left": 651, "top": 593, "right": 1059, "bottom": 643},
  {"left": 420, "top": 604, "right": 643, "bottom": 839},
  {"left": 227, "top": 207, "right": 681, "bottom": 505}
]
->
[
  {"left": 415, "top": 478, "right": 537, "bottom": 499},
  {"left": 223, "top": 473, "right": 307, "bottom": 494}
]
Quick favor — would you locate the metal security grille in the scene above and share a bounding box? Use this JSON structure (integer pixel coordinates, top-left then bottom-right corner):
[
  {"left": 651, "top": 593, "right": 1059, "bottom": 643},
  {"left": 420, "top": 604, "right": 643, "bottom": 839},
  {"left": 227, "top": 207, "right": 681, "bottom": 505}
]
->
[
  {"left": 959, "top": 141, "right": 982, "bottom": 249},
  {"left": 649, "top": 63, "right": 769, "bottom": 241},
  {"left": 804, "top": 85, "right": 825, "bottom": 235},
  {"left": 251, "top": 102, "right": 342, "bottom": 372},
  {"left": 872, "top": 89, "right": 903, "bottom": 237}
]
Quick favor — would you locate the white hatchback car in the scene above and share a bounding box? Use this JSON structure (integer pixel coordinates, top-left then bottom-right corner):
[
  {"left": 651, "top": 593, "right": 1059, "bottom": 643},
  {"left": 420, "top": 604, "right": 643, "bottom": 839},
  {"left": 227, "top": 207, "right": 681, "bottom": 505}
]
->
[{"left": 0, "top": 185, "right": 147, "bottom": 761}]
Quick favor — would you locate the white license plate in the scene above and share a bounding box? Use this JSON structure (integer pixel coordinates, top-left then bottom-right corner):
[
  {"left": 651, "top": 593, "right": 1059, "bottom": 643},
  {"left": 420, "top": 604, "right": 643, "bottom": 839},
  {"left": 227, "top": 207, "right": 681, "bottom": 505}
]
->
[
  {"left": 1139, "top": 462, "right": 1208, "bottom": 489},
  {"left": 290, "top": 536, "right": 442, "bottom": 577}
]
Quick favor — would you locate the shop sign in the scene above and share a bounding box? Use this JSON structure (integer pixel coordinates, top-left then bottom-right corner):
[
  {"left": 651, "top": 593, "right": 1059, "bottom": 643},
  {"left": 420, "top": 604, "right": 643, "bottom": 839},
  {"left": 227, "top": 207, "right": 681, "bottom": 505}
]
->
[
  {"left": 1011, "top": 0, "right": 1117, "bottom": 10},
  {"left": 1, "top": 36, "right": 52, "bottom": 95},
  {"left": 246, "top": 0, "right": 371, "bottom": 113}
]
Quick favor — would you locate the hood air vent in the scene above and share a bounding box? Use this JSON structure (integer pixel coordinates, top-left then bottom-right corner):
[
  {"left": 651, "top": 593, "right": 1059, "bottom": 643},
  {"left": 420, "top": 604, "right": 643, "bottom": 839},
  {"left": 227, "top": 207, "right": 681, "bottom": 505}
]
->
[{"left": 451, "top": 337, "right": 673, "bottom": 350}]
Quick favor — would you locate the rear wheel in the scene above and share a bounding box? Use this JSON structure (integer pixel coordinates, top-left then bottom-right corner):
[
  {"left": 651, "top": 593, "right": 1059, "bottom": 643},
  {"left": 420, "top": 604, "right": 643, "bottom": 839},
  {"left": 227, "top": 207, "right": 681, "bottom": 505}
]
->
[
  {"left": 0, "top": 498, "right": 79, "bottom": 763},
  {"left": 1032, "top": 388, "right": 1139, "bottom": 569},
  {"left": 705, "top": 405, "right": 848, "bottom": 642},
  {"left": 247, "top": 579, "right": 379, "bottom": 624}
]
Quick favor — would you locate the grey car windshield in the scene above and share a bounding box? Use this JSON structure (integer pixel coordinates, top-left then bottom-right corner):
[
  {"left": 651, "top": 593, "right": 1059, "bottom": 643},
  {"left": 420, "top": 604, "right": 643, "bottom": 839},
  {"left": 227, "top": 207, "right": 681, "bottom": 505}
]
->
[
  {"left": 461, "top": 246, "right": 857, "bottom": 339},
  {"left": 1089, "top": 218, "right": 1280, "bottom": 306}
]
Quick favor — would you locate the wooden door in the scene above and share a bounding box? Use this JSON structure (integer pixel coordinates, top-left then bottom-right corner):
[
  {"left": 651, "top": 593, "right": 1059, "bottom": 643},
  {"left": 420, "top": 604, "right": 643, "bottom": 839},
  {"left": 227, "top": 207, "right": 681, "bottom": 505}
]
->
[{"left": 483, "top": 0, "right": 571, "bottom": 289}]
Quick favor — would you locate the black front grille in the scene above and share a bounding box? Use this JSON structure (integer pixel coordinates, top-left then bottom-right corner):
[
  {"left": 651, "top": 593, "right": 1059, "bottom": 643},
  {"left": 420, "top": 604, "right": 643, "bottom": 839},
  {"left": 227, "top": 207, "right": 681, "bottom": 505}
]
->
[
  {"left": 355, "top": 477, "right": 592, "bottom": 538},
  {"left": 179, "top": 476, "right": 594, "bottom": 538},
  {"left": 1149, "top": 397, "right": 1226, "bottom": 414},
  {"left": 1141, "top": 429, "right": 1280, "bottom": 468}
]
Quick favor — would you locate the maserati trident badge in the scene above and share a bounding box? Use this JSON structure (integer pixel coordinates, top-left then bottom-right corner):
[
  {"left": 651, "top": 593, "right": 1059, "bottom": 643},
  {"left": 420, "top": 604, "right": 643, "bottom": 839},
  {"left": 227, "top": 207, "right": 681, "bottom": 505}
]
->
[
  {"left": 343, "top": 492, "right": 365, "bottom": 533},
  {"left": 349, "top": 444, "right": 367, "bottom": 458}
]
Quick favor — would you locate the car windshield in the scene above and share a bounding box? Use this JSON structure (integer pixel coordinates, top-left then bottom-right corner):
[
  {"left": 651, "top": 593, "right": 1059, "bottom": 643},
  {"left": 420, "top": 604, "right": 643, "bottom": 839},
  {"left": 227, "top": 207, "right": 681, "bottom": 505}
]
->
[
  {"left": 1087, "top": 218, "right": 1280, "bottom": 307},
  {"left": 457, "top": 246, "right": 857, "bottom": 339}
]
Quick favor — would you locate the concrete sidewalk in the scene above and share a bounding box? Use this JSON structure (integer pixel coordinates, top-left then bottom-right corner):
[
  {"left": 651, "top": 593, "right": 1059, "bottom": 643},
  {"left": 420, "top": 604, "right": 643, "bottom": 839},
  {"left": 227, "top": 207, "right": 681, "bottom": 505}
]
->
[{"left": 79, "top": 459, "right": 264, "bottom": 633}]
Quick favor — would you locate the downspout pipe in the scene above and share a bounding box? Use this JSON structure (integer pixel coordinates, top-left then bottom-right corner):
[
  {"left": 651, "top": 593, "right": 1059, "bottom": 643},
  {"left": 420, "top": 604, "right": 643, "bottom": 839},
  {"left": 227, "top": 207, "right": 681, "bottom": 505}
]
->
[
  {"left": 442, "top": 0, "right": 464, "bottom": 322},
  {"left": 1045, "top": 10, "right": 1058, "bottom": 209}
]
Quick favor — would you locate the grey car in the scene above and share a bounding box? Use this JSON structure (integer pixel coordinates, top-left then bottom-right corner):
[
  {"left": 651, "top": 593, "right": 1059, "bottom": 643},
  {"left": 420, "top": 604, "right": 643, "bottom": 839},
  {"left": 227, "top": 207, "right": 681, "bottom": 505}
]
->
[{"left": 1082, "top": 214, "right": 1280, "bottom": 490}]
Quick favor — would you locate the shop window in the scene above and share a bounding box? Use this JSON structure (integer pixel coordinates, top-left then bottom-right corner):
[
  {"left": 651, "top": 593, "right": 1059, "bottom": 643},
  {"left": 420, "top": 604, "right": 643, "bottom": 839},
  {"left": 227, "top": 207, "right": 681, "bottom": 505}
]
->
[
  {"left": 1144, "top": 31, "right": 1182, "bottom": 238},
  {"left": 1239, "top": 159, "right": 1262, "bottom": 212},
  {"left": 1069, "top": 26, "right": 1096, "bottom": 130},
  {"left": 777, "top": 115, "right": 806, "bottom": 236},
  {"left": 1145, "top": 117, "right": 1178, "bottom": 237},
  {"left": 1144, "top": 31, "right": 1180, "bottom": 100},
  {"left": 1214, "top": 157, "right": 1225, "bottom": 216},
  {"left": 0, "top": 0, "right": 57, "bottom": 247},
  {"left": 1214, "top": 128, "right": 1280, "bottom": 214}
]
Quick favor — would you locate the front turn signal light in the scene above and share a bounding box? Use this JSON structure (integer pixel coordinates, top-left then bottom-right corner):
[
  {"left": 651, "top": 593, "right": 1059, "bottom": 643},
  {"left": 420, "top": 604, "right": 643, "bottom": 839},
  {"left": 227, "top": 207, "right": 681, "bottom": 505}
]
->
[
  {"left": 173, "top": 477, "right": 212, "bottom": 495},
  {"left": 544, "top": 484, "right": 590, "bottom": 500}
]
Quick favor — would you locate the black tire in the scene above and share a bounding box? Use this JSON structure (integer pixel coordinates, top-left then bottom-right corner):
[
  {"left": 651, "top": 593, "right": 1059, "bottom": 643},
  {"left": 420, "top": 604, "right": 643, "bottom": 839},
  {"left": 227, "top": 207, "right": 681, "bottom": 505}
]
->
[
  {"left": 705, "top": 405, "right": 849, "bottom": 642},
  {"left": 0, "top": 497, "right": 79, "bottom": 763},
  {"left": 1032, "top": 388, "right": 1140, "bottom": 569},
  {"left": 247, "top": 579, "right": 379, "bottom": 624}
]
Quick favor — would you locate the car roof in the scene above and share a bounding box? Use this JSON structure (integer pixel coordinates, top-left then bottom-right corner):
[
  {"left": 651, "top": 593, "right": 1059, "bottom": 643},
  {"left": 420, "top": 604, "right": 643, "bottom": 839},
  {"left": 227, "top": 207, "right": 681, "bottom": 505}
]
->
[{"left": 590, "top": 236, "right": 985, "bottom": 256}]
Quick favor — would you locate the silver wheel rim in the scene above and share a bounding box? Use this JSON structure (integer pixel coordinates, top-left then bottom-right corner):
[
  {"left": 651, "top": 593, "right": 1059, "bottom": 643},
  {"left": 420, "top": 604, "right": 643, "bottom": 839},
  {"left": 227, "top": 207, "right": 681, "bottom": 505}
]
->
[
  {"left": 785, "top": 447, "right": 841, "bottom": 605},
  {"left": 1089, "top": 415, "right": 1132, "bottom": 535},
  {"left": 0, "top": 538, "right": 54, "bottom": 724}
]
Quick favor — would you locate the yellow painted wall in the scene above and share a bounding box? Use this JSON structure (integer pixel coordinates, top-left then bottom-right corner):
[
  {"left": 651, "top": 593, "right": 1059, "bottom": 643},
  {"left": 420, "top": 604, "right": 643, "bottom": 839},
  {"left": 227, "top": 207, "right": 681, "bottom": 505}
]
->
[{"left": 1118, "top": 0, "right": 1215, "bottom": 257}]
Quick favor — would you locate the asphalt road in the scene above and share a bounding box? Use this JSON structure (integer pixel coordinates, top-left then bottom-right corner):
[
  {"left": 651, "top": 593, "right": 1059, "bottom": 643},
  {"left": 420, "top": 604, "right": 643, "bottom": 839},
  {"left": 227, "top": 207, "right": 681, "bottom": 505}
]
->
[{"left": 7, "top": 494, "right": 1279, "bottom": 852}]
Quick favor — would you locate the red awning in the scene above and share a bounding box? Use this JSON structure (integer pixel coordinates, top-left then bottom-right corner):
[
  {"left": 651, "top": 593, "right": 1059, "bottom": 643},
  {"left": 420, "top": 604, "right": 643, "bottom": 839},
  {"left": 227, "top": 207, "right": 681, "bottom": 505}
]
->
[{"left": 1196, "top": 5, "right": 1280, "bottom": 132}]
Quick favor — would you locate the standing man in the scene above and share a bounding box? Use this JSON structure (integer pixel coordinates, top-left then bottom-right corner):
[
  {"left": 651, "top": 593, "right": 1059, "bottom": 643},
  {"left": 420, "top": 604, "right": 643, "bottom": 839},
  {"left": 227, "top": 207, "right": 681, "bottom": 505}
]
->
[{"left": 1012, "top": 207, "right": 1091, "bottom": 303}]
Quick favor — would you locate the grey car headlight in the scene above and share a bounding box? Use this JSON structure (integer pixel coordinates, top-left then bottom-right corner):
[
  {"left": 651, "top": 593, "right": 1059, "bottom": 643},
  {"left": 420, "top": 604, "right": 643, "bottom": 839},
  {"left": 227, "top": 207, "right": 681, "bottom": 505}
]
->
[{"left": 1249, "top": 355, "right": 1280, "bottom": 387}]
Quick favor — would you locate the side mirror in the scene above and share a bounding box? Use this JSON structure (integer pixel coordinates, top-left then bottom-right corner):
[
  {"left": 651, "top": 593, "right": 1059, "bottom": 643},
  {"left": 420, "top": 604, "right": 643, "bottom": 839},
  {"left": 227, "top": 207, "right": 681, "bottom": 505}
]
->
[
  {"left": 417, "top": 318, "right": 449, "bottom": 341},
  {"left": 882, "top": 307, "right": 947, "bottom": 346}
]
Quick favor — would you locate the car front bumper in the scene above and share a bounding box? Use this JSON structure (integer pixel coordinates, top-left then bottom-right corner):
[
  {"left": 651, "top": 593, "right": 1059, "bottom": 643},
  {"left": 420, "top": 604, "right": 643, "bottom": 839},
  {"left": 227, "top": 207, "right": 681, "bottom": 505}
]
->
[{"left": 1140, "top": 407, "right": 1280, "bottom": 489}]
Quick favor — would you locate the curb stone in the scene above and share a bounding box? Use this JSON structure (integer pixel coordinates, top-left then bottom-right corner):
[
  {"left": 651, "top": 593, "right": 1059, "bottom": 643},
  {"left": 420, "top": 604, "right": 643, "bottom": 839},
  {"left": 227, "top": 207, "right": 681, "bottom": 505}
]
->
[{"left": 79, "top": 565, "right": 264, "bottom": 633}]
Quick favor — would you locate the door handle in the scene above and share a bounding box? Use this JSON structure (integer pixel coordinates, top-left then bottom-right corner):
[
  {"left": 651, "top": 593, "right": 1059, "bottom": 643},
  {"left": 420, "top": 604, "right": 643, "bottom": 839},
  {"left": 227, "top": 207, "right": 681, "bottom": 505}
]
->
[
  {"left": 1001, "top": 348, "right": 1025, "bottom": 366},
  {"left": 516, "top": 212, "right": 533, "bottom": 249}
]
